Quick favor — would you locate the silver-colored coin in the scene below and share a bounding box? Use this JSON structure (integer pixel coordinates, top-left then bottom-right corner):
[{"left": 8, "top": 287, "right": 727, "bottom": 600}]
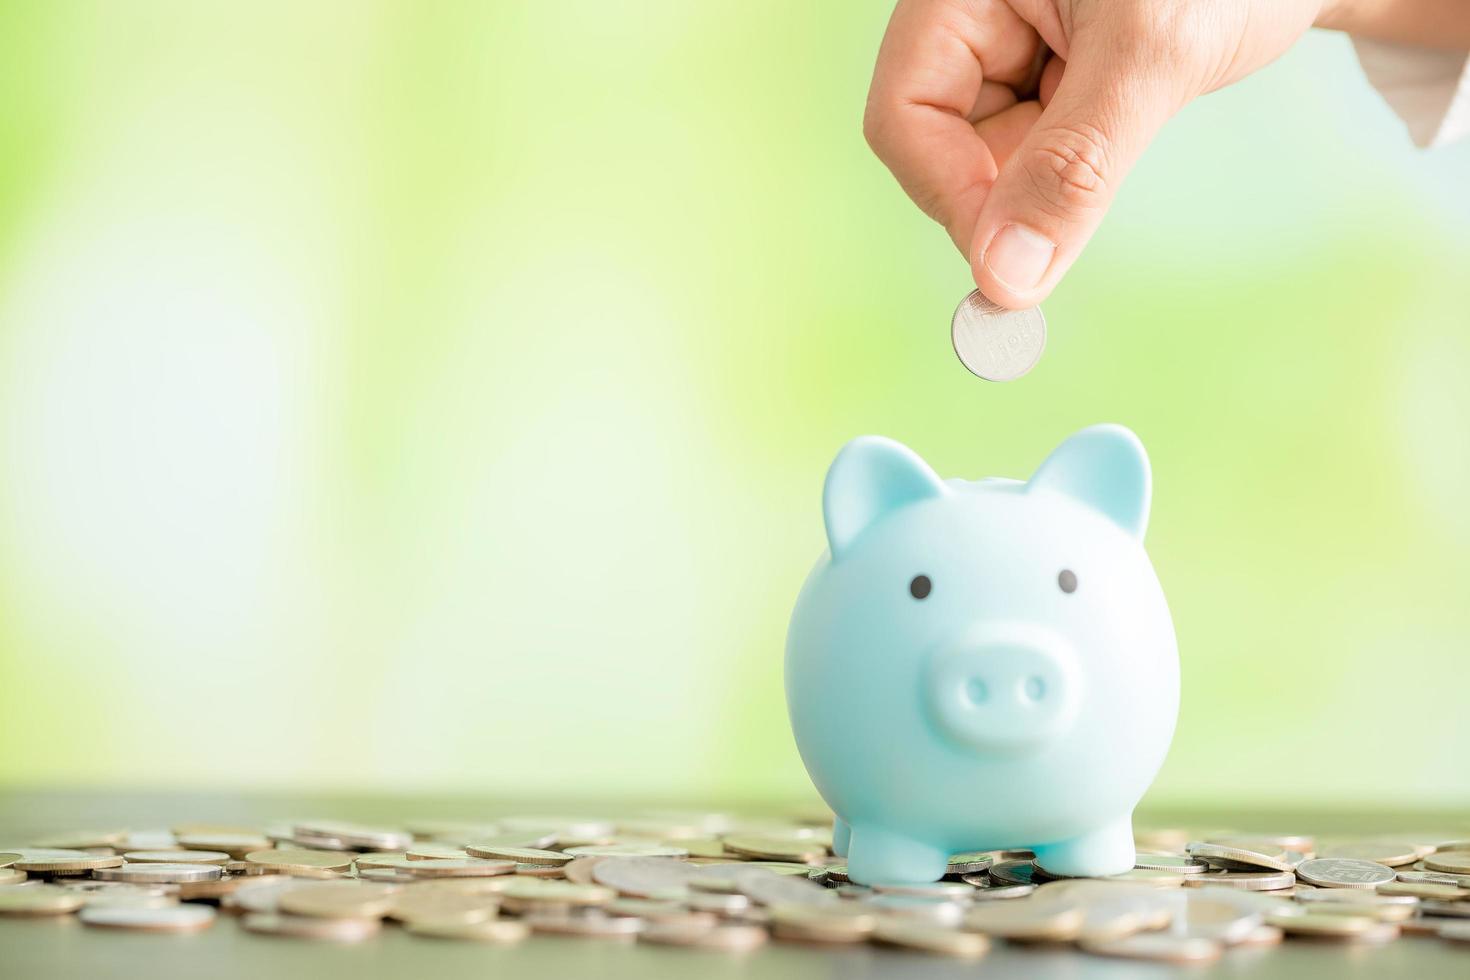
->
[
  {"left": 1296, "top": 858, "right": 1396, "bottom": 890},
  {"left": 945, "top": 852, "right": 994, "bottom": 875},
  {"left": 862, "top": 894, "right": 966, "bottom": 926},
  {"left": 78, "top": 903, "right": 215, "bottom": 933},
  {"left": 1187, "top": 841, "right": 1298, "bottom": 873},
  {"left": 93, "top": 863, "right": 223, "bottom": 884},
  {"left": 731, "top": 868, "right": 836, "bottom": 907},
  {"left": 1135, "top": 853, "right": 1209, "bottom": 874},
  {"left": 951, "top": 289, "right": 1046, "bottom": 382},
  {"left": 989, "top": 860, "right": 1045, "bottom": 886},
  {"left": 591, "top": 857, "right": 699, "bottom": 900},
  {"left": 1181, "top": 870, "right": 1295, "bottom": 891}
]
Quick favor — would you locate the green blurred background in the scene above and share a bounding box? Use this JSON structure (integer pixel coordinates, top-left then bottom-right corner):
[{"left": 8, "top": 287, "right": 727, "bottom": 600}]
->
[{"left": 0, "top": 2, "right": 1466, "bottom": 810}]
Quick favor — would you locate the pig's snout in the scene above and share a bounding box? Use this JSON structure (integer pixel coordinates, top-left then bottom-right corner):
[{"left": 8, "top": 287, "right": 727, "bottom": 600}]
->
[{"left": 925, "top": 624, "right": 1081, "bottom": 754}]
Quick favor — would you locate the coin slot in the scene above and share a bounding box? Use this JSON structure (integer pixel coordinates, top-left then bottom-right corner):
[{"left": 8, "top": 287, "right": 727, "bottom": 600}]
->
[{"left": 909, "top": 575, "right": 932, "bottom": 600}]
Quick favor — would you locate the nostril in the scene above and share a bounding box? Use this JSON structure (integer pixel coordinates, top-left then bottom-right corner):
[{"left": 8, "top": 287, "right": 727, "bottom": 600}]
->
[
  {"left": 965, "top": 677, "right": 988, "bottom": 706},
  {"left": 1023, "top": 676, "right": 1046, "bottom": 702}
]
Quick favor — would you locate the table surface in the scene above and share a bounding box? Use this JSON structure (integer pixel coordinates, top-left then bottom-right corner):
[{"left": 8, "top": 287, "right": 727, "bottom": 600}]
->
[{"left": 3, "top": 790, "right": 1467, "bottom": 980}]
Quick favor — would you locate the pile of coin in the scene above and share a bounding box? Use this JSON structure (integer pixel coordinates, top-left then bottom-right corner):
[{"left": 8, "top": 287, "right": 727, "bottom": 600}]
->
[{"left": 3, "top": 815, "right": 1469, "bottom": 961}]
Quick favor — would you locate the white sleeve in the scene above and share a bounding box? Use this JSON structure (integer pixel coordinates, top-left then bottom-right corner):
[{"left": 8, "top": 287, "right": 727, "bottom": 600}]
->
[{"left": 1351, "top": 37, "right": 1470, "bottom": 147}]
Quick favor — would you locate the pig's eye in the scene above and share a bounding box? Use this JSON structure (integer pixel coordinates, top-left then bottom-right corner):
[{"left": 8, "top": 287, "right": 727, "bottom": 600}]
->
[
  {"left": 909, "top": 575, "right": 932, "bottom": 600},
  {"left": 1058, "top": 569, "right": 1078, "bottom": 594}
]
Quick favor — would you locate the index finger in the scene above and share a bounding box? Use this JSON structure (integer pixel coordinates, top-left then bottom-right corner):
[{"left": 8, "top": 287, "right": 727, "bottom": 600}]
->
[{"left": 863, "top": 0, "right": 1042, "bottom": 251}]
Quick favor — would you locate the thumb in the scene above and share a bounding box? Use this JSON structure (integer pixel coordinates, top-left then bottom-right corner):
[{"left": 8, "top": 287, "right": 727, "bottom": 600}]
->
[{"left": 970, "top": 42, "right": 1179, "bottom": 307}]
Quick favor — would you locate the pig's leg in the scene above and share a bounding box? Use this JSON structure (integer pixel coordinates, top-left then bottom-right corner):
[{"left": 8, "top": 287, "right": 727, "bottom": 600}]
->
[
  {"left": 832, "top": 817, "right": 851, "bottom": 858},
  {"left": 846, "top": 825, "right": 948, "bottom": 884},
  {"left": 1031, "top": 815, "right": 1135, "bottom": 878}
]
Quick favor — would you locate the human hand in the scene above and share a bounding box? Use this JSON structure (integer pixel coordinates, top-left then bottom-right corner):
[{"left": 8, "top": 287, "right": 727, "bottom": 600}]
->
[{"left": 864, "top": 0, "right": 1324, "bottom": 308}]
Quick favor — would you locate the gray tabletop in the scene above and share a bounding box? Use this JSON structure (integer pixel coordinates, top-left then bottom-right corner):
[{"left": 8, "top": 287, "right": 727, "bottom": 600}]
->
[{"left": 3, "top": 790, "right": 1467, "bottom": 980}]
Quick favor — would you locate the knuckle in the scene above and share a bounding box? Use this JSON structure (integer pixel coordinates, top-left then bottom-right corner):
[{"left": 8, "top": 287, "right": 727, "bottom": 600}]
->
[
  {"left": 1021, "top": 124, "right": 1111, "bottom": 216},
  {"left": 861, "top": 100, "right": 893, "bottom": 156}
]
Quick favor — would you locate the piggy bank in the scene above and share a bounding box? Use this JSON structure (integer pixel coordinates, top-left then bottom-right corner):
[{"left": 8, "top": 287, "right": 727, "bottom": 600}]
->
[{"left": 785, "top": 425, "right": 1177, "bottom": 884}]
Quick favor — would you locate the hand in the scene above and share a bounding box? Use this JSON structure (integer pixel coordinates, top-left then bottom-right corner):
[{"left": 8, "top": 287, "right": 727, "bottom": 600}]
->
[{"left": 864, "top": 0, "right": 1324, "bottom": 308}]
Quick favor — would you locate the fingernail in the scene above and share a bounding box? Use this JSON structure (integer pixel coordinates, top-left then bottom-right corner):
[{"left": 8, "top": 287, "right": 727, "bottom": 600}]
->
[{"left": 981, "top": 224, "right": 1056, "bottom": 293}]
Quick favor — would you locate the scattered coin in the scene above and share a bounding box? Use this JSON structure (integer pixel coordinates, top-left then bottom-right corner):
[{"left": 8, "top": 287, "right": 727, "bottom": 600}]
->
[
  {"left": 944, "top": 852, "right": 994, "bottom": 875},
  {"left": 0, "top": 884, "right": 87, "bottom": 915},
  {"left": 0, "top": 868, "right": 26, "bottom": 886},
  {"left": 1266, "top": 911, "right": 1381, "bottom": 939},
  {"left": 1081, "top": 933, "right": 1222, "bottom": 963},
  {"left": 1188, "top": 841, "right": 1298, "bottom": 873},
  {"left": 1322, "top": 841, "right": 1420, "bottom": 867},
  {"left": 524, "top": 911, "right": 643, "bottom": 938},
  {"left": 79, "top": 904, "right": 216, "bottom": 933},
  {"left": 562, "top": 844, "right": 689, "bottom": 859},
  {"left": 278, "top": 881, "right": 398, "bottom": 919},
  {"left": 94, "top": 863, "right": 223, "bottom": 884},
  {"left": 1134, "top": 853, "right": 1208, "bottom": 874},
  {"left": 1424, "top": 852, "right": 1470, "bottom": 875},
  {"left": 593, "top": 858, "right": 698, "bottom": 900},
  {"left": 242, "top": 912, "right": 381, "bottom": 942},
  {"left": 964, "top": 900, "right": 1084, "bottom": 941},
  {"left": 1296, "top": 858, "right": 1396, "bottom": 890},
  {"left": 12, "top": 851, "right": 124, "bottom": 873},
  {"left": 1378, "top": 881, "right": 1468, "bottom": 900},
  {"left": 641, "top": 922, "right": 767, "bottom": 951},
  {"left": 989, "top": 860, "right": 1045, "bottom": 886},
  {"left": 769, "top": 904, "right": 876, "bottom": 943},
  {"left": 245, "top": 850, "right": 353, "bottom": 873},
  {"left": 871, "top": 919, "right": 989, "bottom": 957},
  {"left": 1183, "top": 870, "right": 1295, "bottom": 891},
  {"left": 871, "top": 880, "right": 974, "bottom": 899},
  {"left": 463, "top": 845, "right": 571, "bottom": 866},
  {"left": 123, "top": 850, "right": 231, "bottom": 865},
  {"left": 951, "top": 289, "right": 1046, "bottom": 382}
]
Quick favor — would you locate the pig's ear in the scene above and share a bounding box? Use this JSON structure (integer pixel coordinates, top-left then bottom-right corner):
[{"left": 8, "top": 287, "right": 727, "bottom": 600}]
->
[
  {"left": 1028, "top": 424, "right": 1151, "bottom": 538},
  {"left": 823, "top": 437, "right": 948, "bottom": 559}
]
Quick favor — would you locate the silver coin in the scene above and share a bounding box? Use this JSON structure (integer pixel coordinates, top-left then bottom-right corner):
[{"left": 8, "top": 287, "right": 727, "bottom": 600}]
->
[
  {"left": 951, "top": 289, "right": 1046, "bottom": 382},
  {"left": 93, "top": 863, "right": 223, "bottom": 884},
  {"left": 591, "top": 857, "right": 698, "bottom": 900},
  {"left": 78, "top": 903, "right": 216, "bottom": 932},
  {"left": 731, "top": 868, "right": 835, "bottom": 907},
  {"left": 1295, "top": 858, "right": 1396, "bottom": 890},
  {"left": 1135, "top": 853, "right": 1209, "bottom": 874}
]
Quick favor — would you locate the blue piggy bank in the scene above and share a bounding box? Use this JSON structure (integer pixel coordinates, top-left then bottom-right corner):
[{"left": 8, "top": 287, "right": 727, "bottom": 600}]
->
[{"left": 786, "top": 425, "right": 1177, "bottom": 884}]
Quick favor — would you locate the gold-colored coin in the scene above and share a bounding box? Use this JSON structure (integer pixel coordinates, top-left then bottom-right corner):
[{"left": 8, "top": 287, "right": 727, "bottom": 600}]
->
[
  {"left": 1322, "top": 841, "right": 1420, "bottom": 867},
  {"left": 561, "top": 844, "right": 689, "bottom": 859},
  {"left": 123, "top": 850, "right": 231, "bottom": 865},
  {"left": 1266, "top": 912, "right": 1377, "bottom": 937},
  {"left": 1081, "top": 934, "right": 1222, "bottom": 963},
  {"left": 13, "top": 850, "right": 124, "bottom": 873},
  {"left": 0, "top": 868, "right": 28, "bottom": 886},
  {"left": 498, "top": 878, "right": 614, "bottom": 907},
  {"left": 354, "top": 852, "right": 408, "bottom": 869},
  {"left": 870, "top": 920, "right": 990, "bottom": 957},
  {"left": 395, "top": 857, "right": 517, "bottom": 878},
  {"left": 0, "top": 852, "right": 19, "bottom": 869},
  {"left": 769, "top": 903, "right": 875, "bottom": 943},
  {"left": 964, "top": 900, "right": 1084, "bottom": 940},
  {"left": 1424, "top": 852, "right": 1470, "bottom": 875},
  {"left": 278, "top": 881, "right": 398, "bottom": 919},
  {"left": 241, "top": 911, "right": 381, "bottom": 942},
  {"left": 389, "top": 888, "right": 500, "bottom": 924},
  {"left": 640, "top": 922, "right": 768, "bottom": 951},
  {"left": 0, "top": 884, "right": 86, "bottom": 916},
  {"left": 462, "top": 845, "right": 570, "bottom": 866},
  {"left": 245, "top": 849, "right": 353, "bottom": 873},
  {"left": 524, "top": 911, "right": 643, "bottom": 938},
  {"left": 406, "top": 918, "right": 529, "bottom": 943},
  {"left": 721, "top": 835, "right": 828, "bottom": 863},
  {"left": 1378, "top": 880, "right": 1468, "bottom": 900},
  {"left": 177, "top": 875, "right": 282, "bottom": 901}
]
